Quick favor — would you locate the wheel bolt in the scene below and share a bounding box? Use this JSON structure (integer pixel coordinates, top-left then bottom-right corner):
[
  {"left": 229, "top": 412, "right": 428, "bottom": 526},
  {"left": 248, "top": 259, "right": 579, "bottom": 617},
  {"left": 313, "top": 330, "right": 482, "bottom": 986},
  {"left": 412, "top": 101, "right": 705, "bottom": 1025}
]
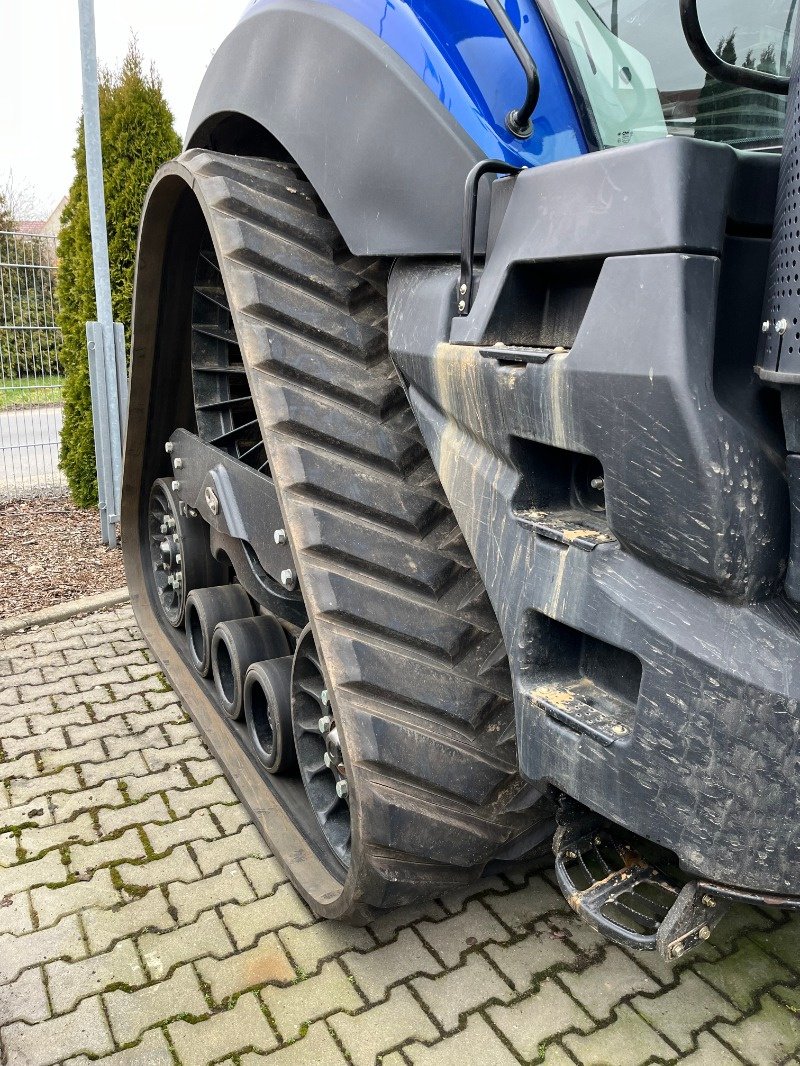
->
[
  {"left": 321, "top": 688, "right": 329, "bottom": 706},
  {"left": 699, "top": 925, "right": 711, "bottom": 940},
  {"left": 335, "top": 780, "right": 349, "bottom": 799},
  {"left": 324, "top": 752, "right": 333, "bottom": 768},
  {"left": 165, "top": 441, "right": 174, "bottom": 453},
  {"left": 174, "top": 457, "right": 183, "bottom": 470},
  {"left": 171, "top": 480, "right": 181, "bottom": 492},
  {"left": 318, "top": 715, "right": 332, "bottom": 734},
  {"left": 273, "top": 528, "right": 287, "bottom": 545},
  {"left": 280, "top": 568, "right": 296, "bottom": 590}
]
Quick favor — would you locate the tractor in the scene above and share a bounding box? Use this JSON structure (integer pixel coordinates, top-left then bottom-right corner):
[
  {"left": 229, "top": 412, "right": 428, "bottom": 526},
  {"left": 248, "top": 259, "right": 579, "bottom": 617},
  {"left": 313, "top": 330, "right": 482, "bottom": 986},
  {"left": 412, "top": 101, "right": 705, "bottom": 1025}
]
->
[{"left": 122, "top": 0, "right": 800, "bottom": 959}]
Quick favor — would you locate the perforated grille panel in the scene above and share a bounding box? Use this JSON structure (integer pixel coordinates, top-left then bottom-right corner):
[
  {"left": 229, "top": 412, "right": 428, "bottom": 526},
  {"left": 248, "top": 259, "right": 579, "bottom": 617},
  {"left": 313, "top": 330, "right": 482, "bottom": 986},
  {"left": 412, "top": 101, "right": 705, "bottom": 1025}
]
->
[{"left": 758, "top": 34, "right": 800, "bottom": 379}]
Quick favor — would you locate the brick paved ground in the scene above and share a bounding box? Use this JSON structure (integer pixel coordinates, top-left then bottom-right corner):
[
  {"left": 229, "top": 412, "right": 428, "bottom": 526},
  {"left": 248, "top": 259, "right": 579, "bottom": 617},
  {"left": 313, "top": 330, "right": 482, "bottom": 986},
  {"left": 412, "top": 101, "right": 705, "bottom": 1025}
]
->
[{"left": 1, "top": 605, "right": 799, "bottom": 1066}]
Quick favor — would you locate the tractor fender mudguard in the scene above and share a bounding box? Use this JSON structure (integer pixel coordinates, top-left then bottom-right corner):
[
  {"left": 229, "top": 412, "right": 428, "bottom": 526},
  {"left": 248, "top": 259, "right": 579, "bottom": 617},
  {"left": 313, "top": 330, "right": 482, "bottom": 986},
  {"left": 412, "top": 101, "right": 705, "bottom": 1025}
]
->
[{"left": 185, "top": 0, "right": 486, "bottom": 256}]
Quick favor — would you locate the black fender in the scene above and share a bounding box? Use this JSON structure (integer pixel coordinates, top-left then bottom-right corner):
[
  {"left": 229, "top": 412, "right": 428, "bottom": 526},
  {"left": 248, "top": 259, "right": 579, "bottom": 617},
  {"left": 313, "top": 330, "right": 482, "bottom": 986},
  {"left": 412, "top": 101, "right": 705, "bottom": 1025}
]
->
[{"left": 186, "top": 0, "right": 485, "bottom": 255}]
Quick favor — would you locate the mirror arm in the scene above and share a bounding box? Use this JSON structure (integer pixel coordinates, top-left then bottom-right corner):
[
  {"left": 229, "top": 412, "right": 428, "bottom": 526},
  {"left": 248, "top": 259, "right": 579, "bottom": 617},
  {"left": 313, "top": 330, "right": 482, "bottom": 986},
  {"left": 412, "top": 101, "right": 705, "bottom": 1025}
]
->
[{"left": 679, "top": 0, "right": 790, "bottom": 95}]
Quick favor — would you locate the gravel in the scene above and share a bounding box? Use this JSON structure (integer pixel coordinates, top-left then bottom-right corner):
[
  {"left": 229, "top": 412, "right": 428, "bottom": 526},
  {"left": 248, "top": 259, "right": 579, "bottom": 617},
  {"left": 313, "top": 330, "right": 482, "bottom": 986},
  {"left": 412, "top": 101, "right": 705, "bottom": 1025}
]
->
[{"left": 0, "top": 494, "right": 126, "bottom": 619}]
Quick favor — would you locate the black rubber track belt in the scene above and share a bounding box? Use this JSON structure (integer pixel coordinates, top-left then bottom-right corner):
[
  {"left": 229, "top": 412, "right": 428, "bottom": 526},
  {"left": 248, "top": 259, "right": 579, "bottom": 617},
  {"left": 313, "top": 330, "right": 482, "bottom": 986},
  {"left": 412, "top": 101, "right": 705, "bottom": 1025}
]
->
[{"left": 180, "top": 149, "right": 554, "bottom": 918}]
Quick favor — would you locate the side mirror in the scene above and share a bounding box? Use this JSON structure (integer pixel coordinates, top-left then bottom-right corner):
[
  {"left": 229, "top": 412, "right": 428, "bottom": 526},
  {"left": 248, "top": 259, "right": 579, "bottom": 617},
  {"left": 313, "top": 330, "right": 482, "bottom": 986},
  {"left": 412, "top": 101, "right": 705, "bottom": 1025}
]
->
[{"left": 679, "top": 0, "right": 791, "bottom": 96}]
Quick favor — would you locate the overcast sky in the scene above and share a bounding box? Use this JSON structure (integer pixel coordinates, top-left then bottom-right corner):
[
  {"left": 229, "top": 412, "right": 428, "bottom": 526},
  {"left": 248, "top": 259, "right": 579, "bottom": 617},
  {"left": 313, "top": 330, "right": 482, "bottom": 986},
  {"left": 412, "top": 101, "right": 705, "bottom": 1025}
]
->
[{"left": 1, "top": 1, "right": 244, "bottom": 216}]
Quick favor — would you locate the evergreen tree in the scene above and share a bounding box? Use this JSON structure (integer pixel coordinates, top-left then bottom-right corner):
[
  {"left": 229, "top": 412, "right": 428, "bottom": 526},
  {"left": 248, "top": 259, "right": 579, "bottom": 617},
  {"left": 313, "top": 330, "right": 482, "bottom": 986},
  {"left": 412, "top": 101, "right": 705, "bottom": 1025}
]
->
[{"left": 57, "top": 41, "right": 181, "bottom": 506}]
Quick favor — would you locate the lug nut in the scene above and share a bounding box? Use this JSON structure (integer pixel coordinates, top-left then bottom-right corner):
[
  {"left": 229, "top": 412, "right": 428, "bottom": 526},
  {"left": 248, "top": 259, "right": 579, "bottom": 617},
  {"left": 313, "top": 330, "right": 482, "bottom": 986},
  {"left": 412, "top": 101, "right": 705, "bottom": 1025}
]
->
[
  {"left": 699, "top": 925, "right": 711, "bottom": 940},
  {"left": 459, "top": 283, "right": 467, "bottom": 295},
  {"left": 321, "top": 688, "right": 329, "bottom": 706},
  {"left": 458, "top": 299, "right": 466, "bottom": 312},
  {"left": 611, "top": 723, "right": 628, "bottom": 736},
  {"left": 762, "top": 320, "right": 771, "bottom": 333},
  {"left": 174, "top": 457, "right": 183, "bottom": 470},
  {"left": 171, "top": 480, "right": 181, "bottom": 492},
  {"left": 324, "top": 752, "right": 333, "bottom": 768},
  {"left": 590, "top": 476, "right": 605, "bottom": 491},
  {"left": 165, "top": 441, "right": 174, "bottom": 453},
  {"left": 175, "top": 553, "right": 181, "bottom": 565},
  {"left": 336, "top": 780, "right": 349, "bottom": 799},
  {"left": 160, "top": 521, "right": 168, "bottom": 534},
  {"left": 280, "top": 568, "right": 296, "bottom": 590},
  {"left": 318, "top": 715, "right": 332, "bottom": 734},
  {"left": 273, "top": 528, "right": 287, "bottom": 545},
  {"left": 672, "top": 942, "right": 685, "bottom": 958}
]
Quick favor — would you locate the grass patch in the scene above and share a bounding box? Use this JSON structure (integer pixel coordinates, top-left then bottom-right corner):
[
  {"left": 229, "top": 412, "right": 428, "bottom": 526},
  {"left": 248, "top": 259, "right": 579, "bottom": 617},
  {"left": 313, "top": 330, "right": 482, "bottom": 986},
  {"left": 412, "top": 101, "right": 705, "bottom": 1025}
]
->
[{"left": 0, "top": 374, "right": 63, "bottom": 409}]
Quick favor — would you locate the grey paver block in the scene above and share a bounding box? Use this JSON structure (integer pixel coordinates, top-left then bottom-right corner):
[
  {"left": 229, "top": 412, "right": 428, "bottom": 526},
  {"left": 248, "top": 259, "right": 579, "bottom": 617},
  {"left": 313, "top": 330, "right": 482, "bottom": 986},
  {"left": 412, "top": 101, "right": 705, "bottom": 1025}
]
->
[
  {"left": 329, "top": 986, "right": 438, "bottom": 1066},
  {"left": 83, "top": 888, "right": 175, "bottom": 954},
  {"left": 416, "top": 900, "right": 509, "bottom": 966},
  {"left": 167, "top": 776, "right": 237, "bottom": 817},
  {"left": 92, "top": 694, "right": 150, "bottom": 722},
  {"left": 697, "top": 939, "right": 794, "bottom": 1012},
  {"left": 0, "top": 889, "right": 33, "bottom": 935},
  {"left": 485, "top": 920, "right": 579, "bottom": 990},
  {"left": 210, "top": 800, "right": 251, "bottom": 835},
  {"left": 124, "top": 764, "right": 190, "bottom": 802},
  {"left": 0, "top": 751, "right": 37, "bottom": 783},
  {"left": 632, "top": 970, "right": 741, "bottom": 1052},
  {"left": 3, "top": 725, "right": 66, "bottom": 759},
  {"left": 143, "top": 809, "right": 220, "bottom": 853},
  {"left": 197, "top": 931, "right": 295, "bottom": 1004},
  {"left": 20, "top": 811, "right": 98, "bottom": 859},
  {"left": 41, "top": 738, "right": 106, "bottom": 772},
  {"left": 751, "top": 914, "right": 800, "bottom": 974},
  {"left": 47, "top": 937, "right": 147, "bottom": 1014},
  {"left": 368, "top": 900, "right": 447, "bottom": 945},
  {"left": 117, "top": 843, "right": 201, "bottom": 888},
  {"left": 239, "top": 1020, "right": 347, "bottom": 1065},
  {"left": 28, "top": 707, "right": 91, "bottom": 734},
  {"left": 70, "top": 827, "right": 147, "bottom": 876},
  {"left": 193, "top": 827, "right": 270, "bottom": 877},
  {"left": 32, "top": 867, "right": 119, "bottom": 928},
  {"left": 262, "top": 960, "right": 363, "bottom": 1039},
  {"left": 81, "top": 751, "right": 149, "bottom": 786},
  {"left": 406, "top": 1014, "right": 519, "bottom": 1066},
  {"left": 565, "top": 1003, "right": 676, "bottom": 1065},
  {"left": 1, "top": 848, "right": 68, "bottom": 895},
  {"left": 222, "top": 883, "right": 315, "bottom": 949},
  {"left": 144, "top": 736, "right": 208, "bottom": 770},
  {"left": 65, "top": 717, "right": 129, "bottom": 747},
  {"left": 0, "top": 963, "right": 50, "bottom": 1025},
  {"left": 65, "top": 1025, "right": 175, "bottom": 1066},
  {"left": 2, "top": 994, "right": 114, "bottom": 1066},
  {"left": 485, "top": 874, "right": 571, "bottom": 933},
  {"left": 169, "top": 861, "right": 255, "bottom": 924},
  {"left": 413, "top": 953, "right": 513, "bottom": 1031},
  {"left": 344, "top": 927, "right": 441, "bottom": 1002},
  {"left": 138, "top": 908, "right": 234, "bottom": 979},
  {"left": 559, "top": 945, "right": 660, "bottom": 1021},
  {"left": 278, "top": 919, "right": 376, "bottom": 973},
  {"left": 104, "top": 962, "right": 208, "bottom": 1044},
  {"left": 714, "top": 993, "right": 800, "bottom": 1066},
  {"left": 0, "top": 911, "right": 86, "bottom": 983},
  {"left": 0, "top": 798, "right": 52, "bottom": 831},
  {"left": 9, "top": 764, "right": 80, "bottom": 805},
  {"left": 680, "top": 1030, "right": 750, "bottom": 1065},
  {"left": 169, "top": 991, "right": 277, "bottom": 1065},
  {"left": 184, "top": 758, "right": 224, "bottom": 784},
  {"left": 104, "top": 726, "right": 168, "bottom": 760},
  {"left": 241, "top": 855, "right": 287, "bottom": 897},
  {"left": 488, "top": 976, "right": 593, "bottom": 1057},
  {"left": 50, "top": 780, "right": 125, "bottom": 821}
]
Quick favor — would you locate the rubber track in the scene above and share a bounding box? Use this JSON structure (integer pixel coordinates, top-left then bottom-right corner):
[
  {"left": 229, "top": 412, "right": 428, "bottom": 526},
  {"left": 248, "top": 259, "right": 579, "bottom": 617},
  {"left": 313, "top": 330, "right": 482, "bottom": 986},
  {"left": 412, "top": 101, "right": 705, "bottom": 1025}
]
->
[{"left": 185, "top": 150, "right": 553, "bottom": 913}]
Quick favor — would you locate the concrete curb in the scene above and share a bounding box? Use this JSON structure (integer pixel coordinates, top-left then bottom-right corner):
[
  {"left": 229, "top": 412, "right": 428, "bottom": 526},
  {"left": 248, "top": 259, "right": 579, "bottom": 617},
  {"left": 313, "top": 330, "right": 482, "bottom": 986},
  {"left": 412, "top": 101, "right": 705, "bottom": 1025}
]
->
[{"left": 0, "top": 587, "right": 130, "bottom": 638}]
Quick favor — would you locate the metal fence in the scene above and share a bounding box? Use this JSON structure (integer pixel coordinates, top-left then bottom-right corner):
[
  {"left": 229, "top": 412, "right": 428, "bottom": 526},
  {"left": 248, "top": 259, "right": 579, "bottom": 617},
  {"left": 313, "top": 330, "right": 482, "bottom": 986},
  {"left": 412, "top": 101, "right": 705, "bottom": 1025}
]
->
[{"left": 0, "top": 230, "right": 65, "bottom": 497}]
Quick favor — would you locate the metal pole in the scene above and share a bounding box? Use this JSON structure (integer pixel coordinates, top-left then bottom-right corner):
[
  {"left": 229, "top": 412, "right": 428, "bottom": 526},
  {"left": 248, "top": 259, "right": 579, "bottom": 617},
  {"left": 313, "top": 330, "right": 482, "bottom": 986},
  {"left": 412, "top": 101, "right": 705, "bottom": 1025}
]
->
[{"left": 78, "top": 0, "right": 122, "bottom": 535}]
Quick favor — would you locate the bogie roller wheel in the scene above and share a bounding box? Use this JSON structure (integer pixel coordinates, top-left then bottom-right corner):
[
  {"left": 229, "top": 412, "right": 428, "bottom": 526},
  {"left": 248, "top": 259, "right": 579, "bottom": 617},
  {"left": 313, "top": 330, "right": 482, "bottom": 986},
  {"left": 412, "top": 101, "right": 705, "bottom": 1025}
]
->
[
  {"left": 211, "top": 614, "right": 290, "bottom": 720},
  {"left": 244, "top": 656, "right": 295, "bottom": 775},
  {"left": 185, "top": 584, "right": 254, "bottom": 676},
  {"left": 126, "top": 150, "right": 555, "bottom": 923}
]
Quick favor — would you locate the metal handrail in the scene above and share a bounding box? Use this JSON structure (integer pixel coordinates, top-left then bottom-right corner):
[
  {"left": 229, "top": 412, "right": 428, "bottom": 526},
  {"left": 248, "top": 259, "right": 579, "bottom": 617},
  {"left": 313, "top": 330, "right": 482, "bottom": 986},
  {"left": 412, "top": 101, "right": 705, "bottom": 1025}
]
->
[
  {"left": 679, "top": 0, "right": 790, "bottom": 96},
  {"left": 485, "top": 0, "right": 540, "bottom": 137}
]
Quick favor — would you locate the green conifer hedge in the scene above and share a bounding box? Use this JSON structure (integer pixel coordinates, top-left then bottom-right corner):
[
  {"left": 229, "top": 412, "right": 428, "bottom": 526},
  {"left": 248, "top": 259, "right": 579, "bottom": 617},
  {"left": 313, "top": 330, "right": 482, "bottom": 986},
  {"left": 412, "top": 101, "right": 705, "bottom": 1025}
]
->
[{"left": 57, "top": 42, "right": 181, "bottom": 506}]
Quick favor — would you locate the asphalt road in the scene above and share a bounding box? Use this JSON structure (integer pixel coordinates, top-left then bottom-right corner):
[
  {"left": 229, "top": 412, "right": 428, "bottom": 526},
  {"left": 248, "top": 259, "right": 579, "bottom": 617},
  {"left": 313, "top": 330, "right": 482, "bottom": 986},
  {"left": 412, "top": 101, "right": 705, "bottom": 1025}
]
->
[{"left": 0, "top": 405, "right": 65, "bottom": 495}]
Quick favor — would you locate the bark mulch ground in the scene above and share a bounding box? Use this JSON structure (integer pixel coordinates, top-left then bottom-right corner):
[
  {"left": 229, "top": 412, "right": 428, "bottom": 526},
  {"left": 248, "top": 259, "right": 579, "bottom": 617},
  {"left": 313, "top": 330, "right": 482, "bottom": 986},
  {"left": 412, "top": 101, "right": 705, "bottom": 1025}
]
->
[{"left": 0, "top": 493, "right": 126, "bottom": 619}]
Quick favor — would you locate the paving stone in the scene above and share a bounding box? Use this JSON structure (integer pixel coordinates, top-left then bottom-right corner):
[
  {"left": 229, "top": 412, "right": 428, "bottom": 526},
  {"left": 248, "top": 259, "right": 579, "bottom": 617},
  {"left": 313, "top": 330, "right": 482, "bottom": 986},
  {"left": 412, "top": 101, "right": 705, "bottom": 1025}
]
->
[
  {"left": 406, "top": 1014, "right": 519, "bottom": 1066},
  {"left": 559, "top": 945, "right": 660, "bottom": 1021},
  {"left": 329, "top": 986, "right": 438, "bottom": 1066},
  {"left": 0, "top": 751, "right": 37, "bottom": 783},
  {"left": 263, "top": 960, "right": 363, "bottom": 1039},
  {"left": 697, "top": 939, "right": 794, "bottom": 1012},
  {"left": 47, "top": 938, "right": 147, "bottom": 1014},
  {"left": 344, "top": 928, "right": 441, "bottom": 1002},
  {"left": 170, "top": 861, "right": 255, "bottom": 923},
  {"left": 239, "top": 1020, "right": 347, "bottom": 1066},
  {"left": 184, "top": 758, "right": 224, "bottom": 785},
  {"left": 751, "top": 915, "right": 800, "bottom": 975},
  {"left": 0, "top": 964, "right": 50, "bottom": 1025},
  {"left": 124, "top": 763, "right": 190, "bottom": 802},
  {"left": 564, "top": 1003, "right": 676, "bottom": 1065},
  {"left": 32, "top": 867, "right": 119, "bottom": 928},
  {"left": 279, "top": 919, "right": 376, "bottom": 973},
  {"left": 167, "top": 776, "right": 238, "bottom": 816},
  {"left": 0, "top": 797, "right": 53, "bottom": 832},
  {"left": 50, "top": 780, "right": 125, "bottom": 821},
  {"left": 416, "top": 900, "right": 509, "bottom": 966},
  {"left": 0, "top": 889, "right": 34, "bottom": 935},
  {"left": 144, "top": 737, "right": 208, "bottom": 770},
  {"left": 27, "top": 707, "right": 92, "bottom": 735},
  {"left": 104, "top": 963, "right": 208, "bottom": 1044},
  {"left": 65, "top": 717, "right": 129, "bottom": 748},
  {"left": 485, "top": 920, "right": 579, "bottom": 990},
  {"left": 164, "top": 720, "right": 201, "bottom": 745},
  {"left": 437, "top": 876, "right": 508, "bottom": 915},
  {"left": 143, "top": 808, "right": 220, "bottom": 853},
  {"left": 193, "top": 826, "right": 270, "bottom": 877},
  {"left": 2, "top": 994, "right": 114, "bottom": 1066},
  {"left": 680, "top": 1030, "right": 749, "bottom": 1065},
  {"left": 222, "top": 883, "right": 315, "bottom": 949},
  {"left": 211, "top": 800, "right": 251, "bottom": 835},
  {"left": 487, "top": 976, "right": 594, "bottom": 1057},
  {"left": 368, "top": 901, "right": 448, "bottom": 945},
  {"left": 4, "top": 724, "right": 66, "bottom": 759},
  {"left": 83, "top": 889, "right": 175, "bottom": 954},
  {"left": 485, "top": 874, "right": 571, "bottom": 932},
  {"left": 92, "top": 694, "right": 150, "bottom": 722},
  {"left": 714, "top": 993, "right": 800, "bottom": 1065},
  {"left": 2, "top": 848, "right": 68, "bottom": 895},
  {"left": 413, "top": 953, "right": 513, "bottom": 1031},
  {"left": 631, "top": 970, "right": 741, "bottom": 1052},
  {"left": 41, "top": 738, "right": 106, "bottom": 772},
  {"left": 20, "top": 812, "right": 98, "bottom": 859},
  {"left": 9, "top": 764, "right": 80, "bottom": 805},
  {"left": 54, "top": 686, "right": 113, "bottom": 711},
  {"left": 70, "top": 827, "right": 147, "bottom": 876},
  {"left": 118, "top": 844, "right": 202, "bottom": 889},
  {"left": 197, "top": 931, "right": 294, "bottom": 1004},
  {"left": 138, "top": 908, "right": 234, "bottom": 979},
  {"left": 0, "top": 911, "right": 86, "bottom": 983},
  {"left": 169, "top": 992, "right": 277, "bottom": 1065},
  {"left": 81, "top": 751, "right": 150, "bottom": 785},
  {"left": 105, "top": 725, "right": 168, "bottom": 759},
  {"left": 66, "top": 1026, "right": 175, "bottom": 1066}
]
